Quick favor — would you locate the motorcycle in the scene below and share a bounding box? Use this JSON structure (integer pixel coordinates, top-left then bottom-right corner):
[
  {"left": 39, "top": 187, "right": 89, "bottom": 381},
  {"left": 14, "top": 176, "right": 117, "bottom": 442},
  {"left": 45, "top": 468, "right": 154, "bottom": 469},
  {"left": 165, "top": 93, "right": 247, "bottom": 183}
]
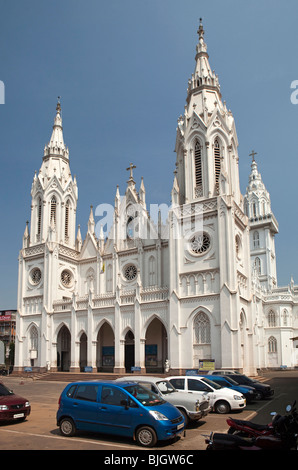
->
[
  {"left": 226, "top": 401, "right": 297, "bottom": 438},
  {"left": 205, "top": 402, "right": 298, "bottom": 450}
]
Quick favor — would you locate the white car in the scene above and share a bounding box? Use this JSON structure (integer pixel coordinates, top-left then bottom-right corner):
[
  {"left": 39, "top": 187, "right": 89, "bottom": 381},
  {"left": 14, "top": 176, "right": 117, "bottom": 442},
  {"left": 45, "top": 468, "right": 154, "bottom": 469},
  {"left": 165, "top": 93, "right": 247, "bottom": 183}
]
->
[
  {"left": 168, "top": 375, "right": 246, "bottom": 414},
  {"left": 116, "top": 376, "right": 211, "bottom": 425},
  {"left": 207, "top": 370, "right": 241, "bottom": 376}
]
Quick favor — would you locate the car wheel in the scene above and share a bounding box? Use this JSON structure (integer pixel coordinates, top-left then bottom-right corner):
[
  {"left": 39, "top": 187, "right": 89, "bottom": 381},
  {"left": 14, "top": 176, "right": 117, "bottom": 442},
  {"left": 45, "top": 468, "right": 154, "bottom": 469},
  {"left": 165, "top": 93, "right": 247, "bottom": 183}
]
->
[
  {"left": 179, "top": 409, "right": 189, "bottom": 427},
  {"left": 255, "top": 391, "right": 263, "bottom": 400},
  {"left": 136, "top": 426, "right": 157, "bottom": 447},
  {"left": 214, "top": 400, "right": 230, "bottom": 414},
  {"left": 59, "top": 417, "right": 76, "bottom": 437}
]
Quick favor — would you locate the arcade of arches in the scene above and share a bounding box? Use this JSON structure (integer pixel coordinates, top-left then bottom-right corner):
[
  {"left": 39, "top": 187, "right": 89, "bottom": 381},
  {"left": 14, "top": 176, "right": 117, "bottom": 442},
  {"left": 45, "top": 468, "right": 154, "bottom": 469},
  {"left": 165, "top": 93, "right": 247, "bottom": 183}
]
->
[{"left": 56, "top": 318, "right": 168, "bottom": 373}]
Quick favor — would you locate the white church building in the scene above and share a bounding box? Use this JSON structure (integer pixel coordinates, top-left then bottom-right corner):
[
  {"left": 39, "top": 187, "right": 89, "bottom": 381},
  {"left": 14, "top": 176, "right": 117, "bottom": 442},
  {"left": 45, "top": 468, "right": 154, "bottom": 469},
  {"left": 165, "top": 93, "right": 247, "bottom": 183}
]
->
[{"left": 15, "top": 21, "right": 298, "bottom": 376}]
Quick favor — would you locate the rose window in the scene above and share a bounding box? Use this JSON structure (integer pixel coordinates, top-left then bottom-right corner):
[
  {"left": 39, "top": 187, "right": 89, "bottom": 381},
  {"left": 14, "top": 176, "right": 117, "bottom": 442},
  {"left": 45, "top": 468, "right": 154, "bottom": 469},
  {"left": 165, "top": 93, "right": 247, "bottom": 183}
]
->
[
  {"left": 61, "top": 269, "right": 73, "bottom": 288},
  {"left": 123, "top": 264, "right": 137, "bottom": 281},
  {"left": 190, "top": 233, "right": 211, "bottom": 255},
  {"left": 30, "top": 268, "right": 42, "bottom": 285}
]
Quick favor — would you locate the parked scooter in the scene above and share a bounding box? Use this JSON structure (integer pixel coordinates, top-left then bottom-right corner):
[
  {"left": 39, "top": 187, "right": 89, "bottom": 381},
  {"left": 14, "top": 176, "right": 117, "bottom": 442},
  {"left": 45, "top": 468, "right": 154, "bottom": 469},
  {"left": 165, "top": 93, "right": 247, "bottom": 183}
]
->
[{"left": 205, "top": 402, "right": 298, "bottom": 450}]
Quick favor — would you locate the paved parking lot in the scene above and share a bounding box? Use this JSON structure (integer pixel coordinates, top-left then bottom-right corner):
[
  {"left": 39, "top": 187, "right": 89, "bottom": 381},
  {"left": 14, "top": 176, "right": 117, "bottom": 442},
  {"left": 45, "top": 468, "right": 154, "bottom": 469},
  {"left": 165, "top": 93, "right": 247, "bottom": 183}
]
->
[{"left": 0, "top": 371, "right": 297, "bottom": 452}]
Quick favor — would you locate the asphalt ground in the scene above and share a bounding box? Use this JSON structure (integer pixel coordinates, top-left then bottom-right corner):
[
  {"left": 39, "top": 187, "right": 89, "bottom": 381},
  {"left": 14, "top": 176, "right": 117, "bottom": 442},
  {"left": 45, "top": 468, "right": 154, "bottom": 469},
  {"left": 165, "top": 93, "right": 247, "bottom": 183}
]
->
[{"left": 0, "top": 370, "right": 297, "bottom": 455}]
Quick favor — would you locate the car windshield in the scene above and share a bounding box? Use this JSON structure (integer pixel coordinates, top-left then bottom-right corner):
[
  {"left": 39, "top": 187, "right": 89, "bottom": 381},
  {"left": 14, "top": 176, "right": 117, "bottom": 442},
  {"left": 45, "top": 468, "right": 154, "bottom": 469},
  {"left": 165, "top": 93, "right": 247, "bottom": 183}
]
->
[
  {"left": 225, "top": 376, "right": 238, "bottom": 385},
  {"left": 156, "top": 380, "right": 176, "bottom": 394},
  {"left": 201, "top": 377, "right": 222, "bottom": 390},
  {"left": 0, "top": 383, "right": 14, "bottom": 396},
  {"left": 125, "top": 384, "right": 165, "bottom": 407}
]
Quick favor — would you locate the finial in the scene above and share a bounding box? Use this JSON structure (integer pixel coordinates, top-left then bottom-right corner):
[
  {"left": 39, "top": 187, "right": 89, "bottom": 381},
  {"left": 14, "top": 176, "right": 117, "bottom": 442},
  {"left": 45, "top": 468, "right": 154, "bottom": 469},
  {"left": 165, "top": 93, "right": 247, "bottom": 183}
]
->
[
  {"left": 56, "top": 96, "right": 61, "bottom": 114},
  {"left": 198, "top": 17, "right": 204, "bottom": 38},
  {"left": 197, "top": 17, "right": 207, "bottom": 54}
]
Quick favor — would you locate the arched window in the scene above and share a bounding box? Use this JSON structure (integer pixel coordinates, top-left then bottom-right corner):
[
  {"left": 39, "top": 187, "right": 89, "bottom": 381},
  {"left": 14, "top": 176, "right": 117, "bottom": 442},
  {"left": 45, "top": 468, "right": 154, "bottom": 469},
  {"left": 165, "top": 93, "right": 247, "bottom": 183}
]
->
[
  {"left": 214, "top": 138, "right": 221, "bottom": 186},
  {"left": 37, "top": 197, "right": 42, "bottom": 241},
  {"left": 252, "top": 202, "right": 258, "bottom": 218},
  {"left": 65, "top": 200, "right": 70, "bottom": 242},
  {"left": 253, "top": 231, "right": 260, "bottom": 249},
  {"left": 194, "top": 312, "right": 211, "bottom": 344},
  {"left": 50, "top": 196, "right": 57, "bottom": 226},
  {"left": 254, "top": 257, "right": 261, "bottom": 275},
  {"left": 268, "top": 310, "right": 276, "bottom": 327},
  {"left": 106, "top": 264, "right": 113, "bottom": 292},
  {"left": 194, "top": 141, "right": 203, "bottom": 196},
  {"left": 282, "top": 309, "right": 288, "bottom": 326},
  {"left": 149, "top": 256, "right": 156, "bottom": 286},
  {"left": 268, "top": 336, "right": 277, "bottom": 353},
  {"left": 30, "top": 325, "right": 38, "bottom": 351}
]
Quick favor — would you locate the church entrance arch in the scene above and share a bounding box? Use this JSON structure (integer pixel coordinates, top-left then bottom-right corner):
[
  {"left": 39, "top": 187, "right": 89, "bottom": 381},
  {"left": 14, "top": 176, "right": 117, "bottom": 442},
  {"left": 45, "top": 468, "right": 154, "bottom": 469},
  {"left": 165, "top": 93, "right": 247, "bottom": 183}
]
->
[
  {"left": 79, "top": 332, "right": 87, "bottom": 371},
  {"left": 145, "top": 317, "right": 167, "bottom": 373},
  {"left": 96, "top": 322, "right": 115, "bottom": 372},
  {"left": 57, "top": 325, "right": 71, "bottom": 372},
  {"left": 124, "top": 330, "right": 135, "bottom": 372}
]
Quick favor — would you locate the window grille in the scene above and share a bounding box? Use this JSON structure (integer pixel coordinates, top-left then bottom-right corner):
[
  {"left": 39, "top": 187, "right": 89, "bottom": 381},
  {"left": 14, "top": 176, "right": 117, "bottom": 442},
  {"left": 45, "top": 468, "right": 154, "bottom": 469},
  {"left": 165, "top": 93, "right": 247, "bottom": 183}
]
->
[
  {"left": 30, "top": 326, "right": 38, "bottom": 351},
  {"left": 253, "top": 231, "right": 260, "bottom": 249},
  {"left": 65, "top": 200, "right": 70, "bottom": 242},
  {"left": 194, "top": 312, "right": 211, "bottom": 344},
  {"left": 254, "top": 257, "right": 261, "bottom": 275},
  {"left": 195, "top": 141, "right": 202, "bottom": 187},
  {"left": 149, "top": 256, "right": 156, "bottom": 286},
  {"left": 268, "top": 336, "right": 277, "bottom": 353},
  {"left": 268, "top": 310, "right": 276, "bottom": 327},
  {"left": 50, "top": 196, "right": 57, "bottom": 226},
  {"left": 37, "top": 198, "right": 42, "bottom": 239},
  {"left": 214, "top": 139, "right": 221, "bottom": 186}
]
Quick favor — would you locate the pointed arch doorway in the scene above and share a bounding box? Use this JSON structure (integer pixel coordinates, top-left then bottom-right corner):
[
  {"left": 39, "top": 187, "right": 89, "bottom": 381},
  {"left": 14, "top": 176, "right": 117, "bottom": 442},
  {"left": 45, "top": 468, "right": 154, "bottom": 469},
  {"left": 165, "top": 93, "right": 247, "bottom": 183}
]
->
[
  {"left": 145, "top": 318, "right": 167, "bottom": 373},
  {"left": 125, "top": 330, "right": 135, "bottom": 372},
  {"left": 96, "top": 322, "right": 115, "bottom": 372},
  {"left": 79, "top": 332, "right": 87, "bottom": 371},
  {"left": 57, "top": 325, "right": 71, "bottom": 372}
]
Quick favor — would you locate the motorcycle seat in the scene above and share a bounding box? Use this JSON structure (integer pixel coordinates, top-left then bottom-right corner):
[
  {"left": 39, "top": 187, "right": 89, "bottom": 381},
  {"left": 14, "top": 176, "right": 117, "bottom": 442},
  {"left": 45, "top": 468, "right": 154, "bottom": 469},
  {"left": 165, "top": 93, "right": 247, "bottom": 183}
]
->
[{"left": 229, "top": 418, "right": 269, "bottom": 431}]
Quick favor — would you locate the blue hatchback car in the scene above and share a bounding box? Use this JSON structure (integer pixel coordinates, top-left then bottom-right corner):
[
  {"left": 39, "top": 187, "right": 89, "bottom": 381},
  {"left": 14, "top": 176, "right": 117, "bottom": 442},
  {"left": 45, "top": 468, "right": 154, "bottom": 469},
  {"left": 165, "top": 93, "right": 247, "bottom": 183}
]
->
[
  {"left": 57, "top": 380, "right": 185, "bottom": 447},
  {"left": 205, "top": 375, "right": 257, "bottom": 402}
]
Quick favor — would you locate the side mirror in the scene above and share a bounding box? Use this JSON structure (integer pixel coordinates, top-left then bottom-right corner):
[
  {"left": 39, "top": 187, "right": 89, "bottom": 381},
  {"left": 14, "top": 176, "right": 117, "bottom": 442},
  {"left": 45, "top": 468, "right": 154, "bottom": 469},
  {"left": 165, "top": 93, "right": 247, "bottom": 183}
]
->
[{"left": 120, "top": 399, "right": 129, "bottom": 410}]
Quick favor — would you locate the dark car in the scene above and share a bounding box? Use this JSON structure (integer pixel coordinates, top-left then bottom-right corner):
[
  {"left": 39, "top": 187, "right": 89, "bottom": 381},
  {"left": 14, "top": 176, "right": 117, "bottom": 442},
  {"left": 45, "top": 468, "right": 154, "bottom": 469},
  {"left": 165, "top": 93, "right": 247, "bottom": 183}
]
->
[
  {"left": 226, "top": 374, "right": 273, "bottom": 400},
  {"left": 0, "top": 381, "right": 31, "bottom": 421},
  {"left": 204, "top": 375, "right": 257, "bottom": 402}
]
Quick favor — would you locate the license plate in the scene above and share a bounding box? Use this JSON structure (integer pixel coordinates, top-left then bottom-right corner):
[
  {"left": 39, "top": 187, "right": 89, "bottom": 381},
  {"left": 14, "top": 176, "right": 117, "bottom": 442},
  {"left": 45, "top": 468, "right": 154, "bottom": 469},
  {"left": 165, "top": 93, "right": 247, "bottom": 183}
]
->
[
  {"left": 177, "top": 423, "right": 184, "bottom": 430},
  {"left": 13, "top": 413, "right": 24, "bottom": 419}
]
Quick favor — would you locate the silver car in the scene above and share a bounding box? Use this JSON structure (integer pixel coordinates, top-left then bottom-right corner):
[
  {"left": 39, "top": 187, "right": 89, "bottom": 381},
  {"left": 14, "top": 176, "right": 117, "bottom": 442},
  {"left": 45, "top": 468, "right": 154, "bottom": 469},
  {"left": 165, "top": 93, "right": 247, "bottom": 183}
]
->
[{"left": 116, "top": 376, "right": 211, "bottom": 426}]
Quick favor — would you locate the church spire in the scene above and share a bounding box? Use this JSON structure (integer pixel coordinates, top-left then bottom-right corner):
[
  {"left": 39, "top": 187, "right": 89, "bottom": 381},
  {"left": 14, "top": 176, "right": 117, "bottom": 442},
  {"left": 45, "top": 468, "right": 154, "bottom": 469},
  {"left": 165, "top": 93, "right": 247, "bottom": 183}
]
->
[
  {"left": 44, "top": 98, "right": 69, "bottom": 159},
  {"left": 186, "top": 19, "right": 221, "bottom": 110}
]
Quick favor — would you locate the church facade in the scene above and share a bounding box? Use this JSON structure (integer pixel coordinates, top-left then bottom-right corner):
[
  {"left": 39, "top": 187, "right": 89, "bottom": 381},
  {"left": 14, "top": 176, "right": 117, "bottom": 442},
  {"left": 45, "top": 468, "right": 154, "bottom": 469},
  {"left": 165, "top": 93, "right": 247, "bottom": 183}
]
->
[{"left": 15, "top": 22, "right": 298, "bottom": 375}]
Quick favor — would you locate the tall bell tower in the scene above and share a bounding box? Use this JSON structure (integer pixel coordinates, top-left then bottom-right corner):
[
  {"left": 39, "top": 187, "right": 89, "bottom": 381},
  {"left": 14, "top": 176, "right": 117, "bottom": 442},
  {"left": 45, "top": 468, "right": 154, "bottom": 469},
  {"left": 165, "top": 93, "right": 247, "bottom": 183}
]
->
[
  {"left": 15, "top": 100, "right": 79, "bottom": 371},
  {"left": 29, "top": 99, "right": 78, "bottom": 248},
  {"left": 169, "top": 20, "right": 254, "bottom": 374}
]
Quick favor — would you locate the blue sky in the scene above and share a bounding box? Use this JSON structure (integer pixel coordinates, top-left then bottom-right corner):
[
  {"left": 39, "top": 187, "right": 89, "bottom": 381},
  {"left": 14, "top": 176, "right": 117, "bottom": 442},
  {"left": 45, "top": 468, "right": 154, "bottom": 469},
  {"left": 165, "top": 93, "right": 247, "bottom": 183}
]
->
[{"left": 0, "top": 0, "right": 298, "bottom": 309}]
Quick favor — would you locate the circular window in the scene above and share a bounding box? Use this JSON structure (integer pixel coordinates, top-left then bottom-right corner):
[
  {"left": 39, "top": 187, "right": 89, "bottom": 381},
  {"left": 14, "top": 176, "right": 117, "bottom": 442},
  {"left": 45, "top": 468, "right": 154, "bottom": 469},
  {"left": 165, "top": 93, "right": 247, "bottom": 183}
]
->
[
  {"left": 61, "top": 269, "right": 73, "bottom": 288},
  {"left": 189, "top": 233, "right": 211, "bottom": 255},
  {"left": 30, "top": 268, "right": 42, "bottom": 285},
  {"left": 123, "top": 264, "right": 137, "bottom": 281}
]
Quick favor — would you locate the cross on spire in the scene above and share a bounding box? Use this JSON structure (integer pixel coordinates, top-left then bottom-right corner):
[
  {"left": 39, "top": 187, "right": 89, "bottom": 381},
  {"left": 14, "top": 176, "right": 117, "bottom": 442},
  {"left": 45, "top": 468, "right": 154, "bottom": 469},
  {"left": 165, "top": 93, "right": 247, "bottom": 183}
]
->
[
  {"left": 249, "top": 150, "right": 257, "bottom": 162},
  {"left": 126, "top": 162, "right": 136, "bottom": 179}
]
